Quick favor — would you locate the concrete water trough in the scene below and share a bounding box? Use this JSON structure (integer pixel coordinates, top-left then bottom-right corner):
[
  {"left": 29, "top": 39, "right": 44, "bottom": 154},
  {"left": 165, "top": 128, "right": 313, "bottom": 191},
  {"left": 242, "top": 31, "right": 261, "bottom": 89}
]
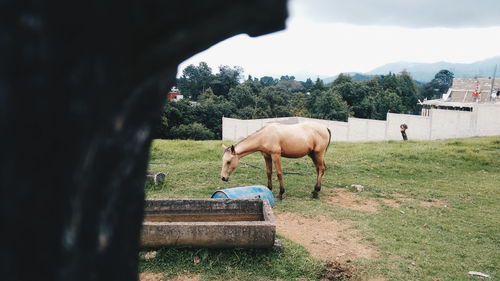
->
[{"left": 141, "top": 199, "right": 276, "bottom": 248}]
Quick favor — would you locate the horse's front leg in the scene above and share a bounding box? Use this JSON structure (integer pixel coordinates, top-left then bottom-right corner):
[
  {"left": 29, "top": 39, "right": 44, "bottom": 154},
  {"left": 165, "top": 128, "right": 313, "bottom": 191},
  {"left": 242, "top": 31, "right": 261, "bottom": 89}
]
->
[
  {"left": 262, "top": 153, "right": 273, "bottom": 191},
  {"left": 271, "top": 153, "right": 285, "bottom": 200}
]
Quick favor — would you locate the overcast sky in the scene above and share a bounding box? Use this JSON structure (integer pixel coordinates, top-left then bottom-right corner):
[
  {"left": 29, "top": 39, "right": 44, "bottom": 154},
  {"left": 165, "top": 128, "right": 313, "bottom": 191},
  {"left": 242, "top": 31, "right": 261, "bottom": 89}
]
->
[{"left": 178, "top": 0, "right": 500, "bottom": 80}]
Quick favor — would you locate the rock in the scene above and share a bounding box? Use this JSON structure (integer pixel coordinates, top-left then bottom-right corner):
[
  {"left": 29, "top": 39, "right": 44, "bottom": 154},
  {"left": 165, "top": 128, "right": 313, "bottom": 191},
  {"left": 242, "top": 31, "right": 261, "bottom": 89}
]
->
[
  {"left": 147, "top": 172, "right": 166, "bottom": 185},
  {"left": 468, "top": 271, "right": 490, "bottom": 278},
  {"left": 274, "top": 238, "right": 282, "bottom": 248},
  {"left": 350, "top": 184, "right": 365, "bottom": 192},
  {"left": 143, "top": 251, "right": 157, "bottom": 260}
]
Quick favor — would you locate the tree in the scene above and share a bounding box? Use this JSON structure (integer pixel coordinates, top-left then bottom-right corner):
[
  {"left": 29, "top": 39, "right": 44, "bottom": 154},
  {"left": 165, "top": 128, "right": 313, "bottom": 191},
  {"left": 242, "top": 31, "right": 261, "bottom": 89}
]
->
[
  {"left": 332, "top": 73, "right": 352, "bottom": 86},
  {"left": 177, "top": 62, "right": 214, "bottom": 100},
  {"left": 261, "top": 86, "right": 290, "bottom": 117},
  {"left": 373, "top": 90, "right": 404, "bottom": 120},
  {"left": 311, "top": 78, "right": 326, "bottom": 92},
  {"left": 279, "top": 75, "right": 295, "bottom": 81},
  {"left": 260, "top": 76, "right": 277, "bottom": 87},
  {"left": 302, "top": 78, "right": 314, "bottom": 92},
  {"left": 228, "top": 83, "right": 257, "bottom": 109},
  {"left": 290, "top": 92, "right": 310, "bottom": 117},
  {"left": 333, "top": 80, "right": 365, "bottom": 106},
  {"left": 276, "top": 79, "right": 305, "bottom": 93},
  {"left": 419, "top": 69, "right": 454, "bottom": 100},
  {"left": 161, "top": 99, "right": 194, "bottom": 129},
  {"left": 434, "top": 69, "right": 454, "bottom": 93},
  {"left": 353, "top": 95, "right": 376, "bottom": 119},
  {"left": 306, "top": 78, "right": 326, "bottom": 111},
  {"left": 211, "top": 65, "right": 243, "bottom": 97},
  {"left": 312, "top": 89, "right": 350, "bottom": 121},
  {"left": 379, "top": 72, "right": 400, "bottom": 93},
  {"left": 398, "top": 71, "right": 419, "bottom": 113},
  {"left": 169, "top": 123, "right": 215, "bottom": 140}
]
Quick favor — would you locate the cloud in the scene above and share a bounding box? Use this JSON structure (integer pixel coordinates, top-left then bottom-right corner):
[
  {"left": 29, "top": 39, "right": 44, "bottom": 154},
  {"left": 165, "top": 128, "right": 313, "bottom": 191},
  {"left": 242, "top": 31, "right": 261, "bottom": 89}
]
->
[{"left": 290, "top": 0, "right": 500, "bottom": 28}]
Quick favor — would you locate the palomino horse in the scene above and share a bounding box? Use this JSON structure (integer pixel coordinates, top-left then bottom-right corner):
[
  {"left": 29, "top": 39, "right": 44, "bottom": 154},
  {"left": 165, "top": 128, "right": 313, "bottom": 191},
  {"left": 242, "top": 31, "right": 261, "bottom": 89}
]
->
[{"left": 220, "top": 122, "right": 331, "bottom": 199}]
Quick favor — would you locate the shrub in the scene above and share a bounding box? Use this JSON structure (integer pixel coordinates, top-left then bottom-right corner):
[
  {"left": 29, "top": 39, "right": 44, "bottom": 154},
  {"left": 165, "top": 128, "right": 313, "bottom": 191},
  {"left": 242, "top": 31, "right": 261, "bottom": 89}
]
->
[{"left": 169, "top": 122, "right": 215, "bottom": 140}]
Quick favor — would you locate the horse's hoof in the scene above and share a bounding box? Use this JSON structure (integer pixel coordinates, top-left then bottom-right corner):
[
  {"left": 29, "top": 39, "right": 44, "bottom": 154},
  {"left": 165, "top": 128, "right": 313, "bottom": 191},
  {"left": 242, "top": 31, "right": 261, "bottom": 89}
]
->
[
  {"left": 311, "top": 192, "right": 319, "bottom": 199},
  {"left": 276, "top": 194, "right": 284, "bottom": 200}
]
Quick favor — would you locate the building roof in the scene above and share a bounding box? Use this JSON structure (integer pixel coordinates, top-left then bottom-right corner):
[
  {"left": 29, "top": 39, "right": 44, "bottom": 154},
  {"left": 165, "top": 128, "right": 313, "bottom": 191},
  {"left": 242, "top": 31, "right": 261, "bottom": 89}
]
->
[
  {"left": 423, "top": 77, "right": 500, "bottom": 107},
  {"left": 451, "top": 78, "right": 500, "bottom": 91}
]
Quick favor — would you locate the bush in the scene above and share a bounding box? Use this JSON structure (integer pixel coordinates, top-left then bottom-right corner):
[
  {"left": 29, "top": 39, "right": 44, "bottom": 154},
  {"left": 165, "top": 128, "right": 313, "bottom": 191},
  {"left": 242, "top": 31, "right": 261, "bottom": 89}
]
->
[{"left": 169, "top": 122, "right": 215, "bottom": 140}]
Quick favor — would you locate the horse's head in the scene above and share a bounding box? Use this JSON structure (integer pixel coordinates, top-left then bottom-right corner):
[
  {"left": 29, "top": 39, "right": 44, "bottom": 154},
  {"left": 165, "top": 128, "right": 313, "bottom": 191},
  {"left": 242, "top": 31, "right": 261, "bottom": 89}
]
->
[{"left": 220, "top": 144, "right": 239, "bottom": 181}]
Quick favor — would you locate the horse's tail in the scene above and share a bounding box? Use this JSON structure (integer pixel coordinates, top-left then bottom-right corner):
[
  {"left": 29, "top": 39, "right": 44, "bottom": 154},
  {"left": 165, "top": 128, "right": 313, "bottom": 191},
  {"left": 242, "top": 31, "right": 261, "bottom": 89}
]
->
[{"left": 326, "top": 128, "right": 331, "bottom": 152}]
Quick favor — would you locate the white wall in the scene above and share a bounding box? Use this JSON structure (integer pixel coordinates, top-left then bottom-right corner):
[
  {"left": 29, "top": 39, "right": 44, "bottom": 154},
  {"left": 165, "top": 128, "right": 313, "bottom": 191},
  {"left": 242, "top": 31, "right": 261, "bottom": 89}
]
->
[
  {"left": 476, "top": 104, "right": 500, "bottom": 136},
  {"left": 329, "top": 121, "right": 349, "bottom": 142},
  {"left": 429, "top": 110, "right": 470, "bottom": 139},
  {"left": 295, "top": 117, "right": 349, "bottom": 141},
  {"left": 222, "top": 104, "right": 500, "bottom": 142},
  {"left": 386, "top": 113, "right": 431, "bottom": 140}
]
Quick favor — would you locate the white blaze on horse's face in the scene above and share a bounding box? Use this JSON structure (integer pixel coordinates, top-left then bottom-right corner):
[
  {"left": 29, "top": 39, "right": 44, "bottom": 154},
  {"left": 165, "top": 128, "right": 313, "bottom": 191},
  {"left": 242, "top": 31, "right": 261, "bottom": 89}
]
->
[{"left": 221, "top": 144, "right": 239, "bottom": 182}]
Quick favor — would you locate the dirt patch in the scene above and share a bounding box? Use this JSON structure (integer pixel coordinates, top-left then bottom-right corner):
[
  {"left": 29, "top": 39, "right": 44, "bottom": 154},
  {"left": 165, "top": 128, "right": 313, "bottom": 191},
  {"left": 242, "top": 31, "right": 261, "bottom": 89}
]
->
[
  {"left": 327, "top": 190, "right": 380, "bottom": 212},
  {"left": 420, "top": 198, "right": 449, "bottom": 208},
  {"left": 168, "top": 273, "right": 200, "bottom": 281},
  {"left": 320, "top": 260, "right": 355, "bottom": 281},
  {"left": 140, "top": 272, "right": 200, "bottom": 281},
  {"left": 140, "top": 273, "right": 164, "bottom": 281},
  {"left": 393, "top": 193, "right": 450, "bottom": 208},
  {"left": 275, "top": 212, "right": 378, "bottom": 262},
  {"left": 378, "top": 197, "right": 401, "bottom": 208},
  {"left": 328, "top": 189, "right": 448, "bottom": 212}
]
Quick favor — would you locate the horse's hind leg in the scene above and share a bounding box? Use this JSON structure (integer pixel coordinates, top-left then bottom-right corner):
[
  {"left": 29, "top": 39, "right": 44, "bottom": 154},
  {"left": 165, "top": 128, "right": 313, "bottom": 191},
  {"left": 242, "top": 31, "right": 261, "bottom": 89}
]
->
[
  {"left": 309, "top": 151, "right": 326, "bottom": 199},
  {"left": 262, "top": 152, "right": 273, "bottom": 191},
  {"left": 271, "top": 153, "right": 285, "bottom": 200}
]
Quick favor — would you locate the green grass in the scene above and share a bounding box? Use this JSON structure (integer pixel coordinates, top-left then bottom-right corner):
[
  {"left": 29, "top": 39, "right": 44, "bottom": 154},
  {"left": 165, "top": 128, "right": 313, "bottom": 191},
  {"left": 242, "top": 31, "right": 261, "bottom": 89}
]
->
[
  {"left": 140, "top": 236, "right": 321, "bottom": 281},
  {"left": 143, "top": 137, "right": 500, "bottom": 281}
]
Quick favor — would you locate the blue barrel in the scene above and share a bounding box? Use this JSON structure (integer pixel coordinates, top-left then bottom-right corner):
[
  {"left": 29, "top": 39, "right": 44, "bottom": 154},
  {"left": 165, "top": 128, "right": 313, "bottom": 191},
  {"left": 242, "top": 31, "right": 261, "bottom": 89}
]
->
[{"left": 211, "top": 185, "right": 275, "bottom": 206}]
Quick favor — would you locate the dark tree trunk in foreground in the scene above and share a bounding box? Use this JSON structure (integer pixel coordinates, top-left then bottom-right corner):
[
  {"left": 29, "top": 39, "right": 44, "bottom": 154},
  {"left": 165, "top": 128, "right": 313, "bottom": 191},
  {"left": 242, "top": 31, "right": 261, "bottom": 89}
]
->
[{"left": 0, "top": 1, "right": 287, "bottom": 280}]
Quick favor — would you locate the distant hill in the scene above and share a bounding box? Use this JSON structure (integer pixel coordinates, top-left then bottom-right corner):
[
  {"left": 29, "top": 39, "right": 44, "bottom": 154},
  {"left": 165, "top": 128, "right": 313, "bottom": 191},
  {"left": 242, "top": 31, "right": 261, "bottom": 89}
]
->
[
  {"left": 323, "top": 72, "right": 378, "bottom": 85},
  {"left": 367, "top": 56, "right": 500, "bottom": 82},
  {"left": 293, "top": 56, "right": 500, "bottom": 84}
]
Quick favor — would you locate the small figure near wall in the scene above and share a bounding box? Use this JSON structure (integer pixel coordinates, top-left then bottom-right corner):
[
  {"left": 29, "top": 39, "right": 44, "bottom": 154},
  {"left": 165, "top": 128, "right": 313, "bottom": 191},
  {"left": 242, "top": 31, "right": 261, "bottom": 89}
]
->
[
  {"left": 400, "top": 124, "right": 408, "bottom": 141},
  {"left": 472, "top": 91, "right": 479, "bottom": 102}
]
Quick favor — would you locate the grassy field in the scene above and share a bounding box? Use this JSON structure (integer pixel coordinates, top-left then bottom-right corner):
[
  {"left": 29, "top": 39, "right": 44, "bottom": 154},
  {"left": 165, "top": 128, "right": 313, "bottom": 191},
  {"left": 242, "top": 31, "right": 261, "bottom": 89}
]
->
[{"left": 141, "top": 137, "right": 500, "bottom": 281}]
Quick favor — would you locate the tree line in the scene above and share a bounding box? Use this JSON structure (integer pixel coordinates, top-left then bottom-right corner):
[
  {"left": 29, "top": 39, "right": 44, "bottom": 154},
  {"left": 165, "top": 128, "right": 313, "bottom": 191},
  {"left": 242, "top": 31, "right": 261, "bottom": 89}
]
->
[{"left": 156, "top": 62, "right": 453, "bottom": 140}]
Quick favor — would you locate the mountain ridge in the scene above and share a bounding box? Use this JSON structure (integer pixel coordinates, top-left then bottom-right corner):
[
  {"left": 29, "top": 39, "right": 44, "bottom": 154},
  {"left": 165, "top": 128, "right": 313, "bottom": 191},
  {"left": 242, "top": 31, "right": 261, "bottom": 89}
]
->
[
  {"left": 296, "top": 56, "right": 500, "bottom": 83},
  {"left": 366, "top": 56, "right": 500, "bottom": 82}
]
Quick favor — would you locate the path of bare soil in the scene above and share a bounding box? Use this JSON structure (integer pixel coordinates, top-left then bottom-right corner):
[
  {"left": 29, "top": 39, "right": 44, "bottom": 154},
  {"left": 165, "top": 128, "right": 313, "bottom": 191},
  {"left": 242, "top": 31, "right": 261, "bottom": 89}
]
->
[
  {"left": 140, "top": 272, "right": 200, "bottom": 281},
  {"left": 327, "top": 189, "right": 449, "bottom": 212},
  {"left": 140, "top": 273, "right": 164, "bottom": 281},
  {"left": 275, "top": 212, "right": 378, "bottom": 262}
]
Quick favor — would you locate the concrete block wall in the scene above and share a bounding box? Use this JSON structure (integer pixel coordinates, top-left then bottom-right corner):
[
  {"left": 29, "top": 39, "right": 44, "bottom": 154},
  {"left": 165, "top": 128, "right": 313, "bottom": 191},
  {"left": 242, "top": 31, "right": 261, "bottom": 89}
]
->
[
  {"left": 429, "top": 109, "right": 473, "bottom": 139},
  {"left": 222, "top": 104, "right": 500, "bottom": 142},
  {"left": 386, "top": 113, "right": 431, "bottom": 140},
  {"left": 476, "top": 104, "right": 500, "bottom": 136},
  {"left": 295, "top": 117, "right": 349, "bottom": 141},
  {"left": 347, "top": 118, "right": 386, "bottom": 142}
]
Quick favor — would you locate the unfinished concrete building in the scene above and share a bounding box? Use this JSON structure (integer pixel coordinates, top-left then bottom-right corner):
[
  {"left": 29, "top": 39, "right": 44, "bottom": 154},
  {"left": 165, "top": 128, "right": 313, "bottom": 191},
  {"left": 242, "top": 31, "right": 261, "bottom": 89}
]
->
[{"left": 422, "top": 77, "right": 500, "bottom": 115}]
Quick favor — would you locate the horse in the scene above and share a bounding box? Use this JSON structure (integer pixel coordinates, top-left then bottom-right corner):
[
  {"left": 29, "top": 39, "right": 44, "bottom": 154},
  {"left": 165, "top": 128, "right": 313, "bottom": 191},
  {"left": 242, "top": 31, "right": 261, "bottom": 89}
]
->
[{"left": 220, "top": 122, "right": 331, "bottom": 199}]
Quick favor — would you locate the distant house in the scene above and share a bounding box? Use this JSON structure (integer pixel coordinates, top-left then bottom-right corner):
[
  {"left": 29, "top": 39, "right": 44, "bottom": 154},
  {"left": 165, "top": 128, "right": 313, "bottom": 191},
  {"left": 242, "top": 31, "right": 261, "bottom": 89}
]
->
[
  {"left": 421, "top": 77, "right": 499, "bottom": 116},
  {"left": 167, "top": 86, "right": 183, "bottom": 101}
]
